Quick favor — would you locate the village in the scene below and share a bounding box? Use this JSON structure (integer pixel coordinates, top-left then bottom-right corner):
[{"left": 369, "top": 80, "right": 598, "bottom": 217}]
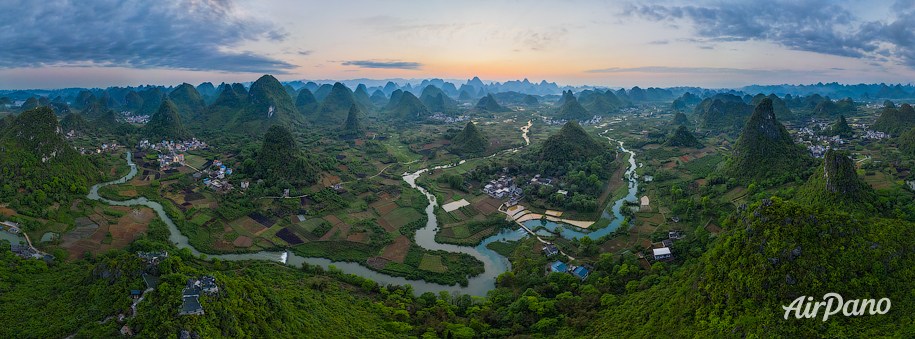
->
[{"left": 134, "top": 138, "right": 242, "bottom": 192}]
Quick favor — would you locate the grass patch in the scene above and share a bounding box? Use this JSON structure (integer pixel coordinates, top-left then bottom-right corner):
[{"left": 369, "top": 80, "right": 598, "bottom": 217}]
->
[
  {"left": 486, "top": 240, "right": 520, "bottom": 257},
  {"left": 450, "top": 224, "right": 470, "bottom": 238},
  {"left": 385, "top": 208, "right": 422, "bottom": 228},
  {"left": 418, "top": 254, "right": 446, "bottom": 273}
]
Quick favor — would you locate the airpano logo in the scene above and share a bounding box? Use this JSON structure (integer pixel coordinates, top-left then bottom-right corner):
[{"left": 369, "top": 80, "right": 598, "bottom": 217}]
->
[{"left": 782, "top": 293, "right": 890, "bottom": 321}]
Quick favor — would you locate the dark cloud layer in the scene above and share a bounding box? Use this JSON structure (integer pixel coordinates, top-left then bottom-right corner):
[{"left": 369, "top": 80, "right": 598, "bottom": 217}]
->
[
  {"left": 341, "top": 60, "right": 422, "bottom": 70},
  {"left": 0, "top": 0, "right": 294, "bottom": 73},
  {"left": 625, "top": 0, "right": 915, "bottom": 68}
]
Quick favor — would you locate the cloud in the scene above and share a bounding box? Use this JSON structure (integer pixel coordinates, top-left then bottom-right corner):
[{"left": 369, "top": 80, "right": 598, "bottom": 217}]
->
[
  {"left": 516, "top": 27, "right": 568, "bottom": 51},
  {"left": 0, "top": 0, "right": 294, "bottom": 73},
  {"left": 297, "top": 50, "right": 314, "bottom": 56},
  {"left": 622, "top": 1, "right": 915, "bottom": 68},
  {"left": 585, "top": 66, "right": 834, "bottom": 77},
  {"left": 341, "top": 60, "right": 422, "bottom": 70}
]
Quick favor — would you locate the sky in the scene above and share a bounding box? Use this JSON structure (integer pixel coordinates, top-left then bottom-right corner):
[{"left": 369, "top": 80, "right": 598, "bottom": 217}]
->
[{"left": 2, "top": 0, "right": 915, "bottom": 89}]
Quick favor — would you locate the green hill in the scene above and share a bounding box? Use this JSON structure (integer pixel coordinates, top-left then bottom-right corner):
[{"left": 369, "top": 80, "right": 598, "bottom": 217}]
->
[
  {"left": 555, "top": 91, "right": 591, "bottom": 121},
  {"left": 318, "top": 82, "right": 358, "bottom": 124},
  {"left": 385, "top": 91, "right": 430, "bottom": 122},
  {"left": 143, "top": 100, "right": 191, "bottom": 140},
  {"left": 664, "top": 125, "right": 702, "bottom": 148},
  {"left": 295, "top": 88, "right": 318, "bottom": 115},
  {"left": 245, "top": 74, "right": 298, "bottom": 126},
  {"left": 873, "top": 102, "right": 915, "bottom": 136},
  {"left": 370, "top": 90, "right": 388, "bottom": 107},
  {"left": 384, "top": 89, "right": 404, "bottom": 111},
  {"left": 93, "top": 109, "right": 134, "bottom": 135},
  {"left": 341, "top": 104, "right": 363, "bottom": 138},
  {"left": 695, "top": 94, "right": 752, "bottom": 132},
  {"left": 751, "top": 94, "right": 792, "bottom": 120},
  {"left": 136, "top": 88, "right": 164, "bottom": 116},
  {"left": 797, "top": 149, "right": 875, "bottom": 212},
  {"left": 313, "top": 83, "right": 333, "bottom": 102},
  {"left": 540, "top": 120, "right": 603, "bottom": 163},
  {"left": 204, "top": 75, "right": 298, "bottom": 133},
  {"left": 580, "top": 90, "right": 623, "bottom": 115},
  {"left": 475, "top": 94, "right": 509, "bottom": 112},
  {"left": 354, "top": 84, "right": 374, "bottom": 110},
  {"left": 724, "top": 98, "right": 811, "bottom": 182},
  {"left": 60, "top": 112, "right": 91, "bottom": 135},
  {"left": 253, "top": 125, "right": 318, "bottom": 187},
  {"left": 168, "top": 83, "right": 206, "bottom": 120},
  {"left": 671, "top": 92, "right": 701, "bottom": 112},
  {"left": 420, "top": 85, "right": 455, "bottom": 112},
  {"left": 807, "top": 97, "right": 856, "bottom": 118},
  {"left": 205, "top": 83, "right": 247, "bottom": 126},
  {"left": 899, "top": 126, "right": 915, "bottom": 156},
  {"left": 823, "top": 115, "right": 853, "bottom": 138},
  {"left": 593, "top": 197, "right": 915, "bottom": 337},
  {"left": 0, "top": 107, "right": 99, "bottom": 210},
  {"left": 450, "top": 121, "right": 488, "bottom": 155},
  {"left": 672, "top": 112, "right": 690, "bottom": 126}
]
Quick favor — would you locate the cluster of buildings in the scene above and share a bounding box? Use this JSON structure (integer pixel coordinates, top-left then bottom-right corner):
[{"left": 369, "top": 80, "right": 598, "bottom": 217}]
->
[
  {"left": 542, "top": 243, "right": 590, "bottom": 280},
  {"left": 122, "top": 112, "right": 149, "bottom": 124},
  {"left": 430, "top": 112, "right": 469, "bottom": 123},
  {"left": 549, "top": 260, "right": 591, "bottom": 280},
  {"left": 180, "top": 276, "right": 219, "bottom": 316},
  {"left": 78, "top": 141, "right": 122, "bottom": 155},
  {"left": 138, "top": 251, "right": 168, "bottom": 265},
  {"left": 794, "top": 122, "right": 849, "bottom": 158},
  {"left": 540, "top": 115, "right": 603, "bottom": 126},
  {"left": 199, "top": 159, "right": 236, "bottom": 192},
  {"left": 650, "top": 230, "right": 686, "bottom": 261},
  {"left": 138, "top": 138, "right": 208, "bottom": 153},
  {"left": 138, "top": 138, "right": 207, "bottom": 170},
  {"left": 863, "top": 130, "right": 890, "bottom": 140},
  {"left": 483, "top": 175, "right": 523, "bottom": 202}
]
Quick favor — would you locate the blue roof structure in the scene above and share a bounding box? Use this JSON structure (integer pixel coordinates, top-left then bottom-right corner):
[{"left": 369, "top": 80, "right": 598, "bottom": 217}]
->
[
  {"left": 572, "top": 266, "right": 590, "bottom": 280},
  {"left": 550, "top": 261, "right": 568, "bottom": 273}
]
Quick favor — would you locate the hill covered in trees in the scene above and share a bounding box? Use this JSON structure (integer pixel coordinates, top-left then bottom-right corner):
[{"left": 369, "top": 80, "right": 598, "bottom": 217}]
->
[
  {"left": 873, "top": 102, "right": 915, "bottom": 136},
  {"left": 318, "top": 82, "right": 359, "bottom": 124},
  {"left": 824, "top": 115, "right": 854, "bottom": 138},
  {"left": 724, "top": 98, "right": 811, "bottom": 183},
  {"left": 475, "top": 94, "right": 509, "bottom": 112},
  {"left": 142, "top": 100, "right": 191, "bottom": 141},
  {"left": 450, "top": 121, "right": 488, "bottom": 155},
  {"left": 579, "top": 90, "right": 624, "bottom": 115},
  {"left": 168, "top": 83, "right": 206, "bottom": 120},
  {"left": 539, "top": 121, "right": 603, "bottom": 164},
  {"left": 0, "top": 107, "right": 100, "bottom": 213},
  {"left": 554, "top": 90, "right": 591, "bottom": 121},
  {"left": 796, "top": 150, "right": 876, "bottom": 212},
  {"left": 385, "top": 91, "right": 430, "bottom": 122},
  {"left": 341, "top": 104, "right": 363, "bottom": 138},
  {"left": 60, "top": 112, "right": 91, "bottom": 135},
  {"left": 671, "top": 112, "right": 690, "bottom": 126},
  {"left": 592, "top": 197, "right": 915, "bottom": 337},
  {"left": 695, "top": 93, "right": 752, "bottom": 132},
  {"left": 251, "top": 125, "right": 319, "bottom": 187},
  {"left": 665, "top": 126, "right": 702, "bottom": 148}
]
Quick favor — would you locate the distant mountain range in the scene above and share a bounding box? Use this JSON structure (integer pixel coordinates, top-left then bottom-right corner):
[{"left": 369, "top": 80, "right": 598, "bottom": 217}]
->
[{"left": 6, "top": 80, "right": 915, "bottom": 109}]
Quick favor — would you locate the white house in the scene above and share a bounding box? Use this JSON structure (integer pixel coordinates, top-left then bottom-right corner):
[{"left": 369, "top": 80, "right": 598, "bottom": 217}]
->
[{"left": 652, "top": 247, "right": 672, "bottom": 260}]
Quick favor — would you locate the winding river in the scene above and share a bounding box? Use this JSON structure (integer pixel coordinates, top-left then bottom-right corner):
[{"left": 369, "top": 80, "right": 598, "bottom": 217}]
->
[{"left": 87, "top": 122, "right": 638, "bottom": 297}]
